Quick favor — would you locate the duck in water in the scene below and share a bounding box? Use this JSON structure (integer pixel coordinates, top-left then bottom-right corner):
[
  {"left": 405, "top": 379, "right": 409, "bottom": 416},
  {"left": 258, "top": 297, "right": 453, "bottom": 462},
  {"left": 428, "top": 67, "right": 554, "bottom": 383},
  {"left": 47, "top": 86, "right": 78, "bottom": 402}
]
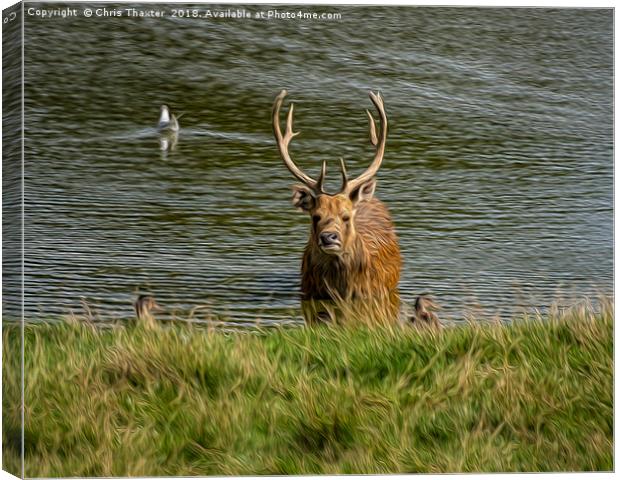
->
[
  {"left": 134, "top": 294, "right": 163, "bottom": 328},
  {"left": 408, "top": 295, "right": 441, "bottom": 329}
]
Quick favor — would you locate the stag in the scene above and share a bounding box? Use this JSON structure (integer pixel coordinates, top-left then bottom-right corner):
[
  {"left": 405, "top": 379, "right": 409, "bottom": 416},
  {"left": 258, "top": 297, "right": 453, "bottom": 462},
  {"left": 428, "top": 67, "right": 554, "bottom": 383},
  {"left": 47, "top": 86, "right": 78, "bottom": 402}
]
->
[{"left": 273, "top": 90, "right": 402, "bottom": 324}]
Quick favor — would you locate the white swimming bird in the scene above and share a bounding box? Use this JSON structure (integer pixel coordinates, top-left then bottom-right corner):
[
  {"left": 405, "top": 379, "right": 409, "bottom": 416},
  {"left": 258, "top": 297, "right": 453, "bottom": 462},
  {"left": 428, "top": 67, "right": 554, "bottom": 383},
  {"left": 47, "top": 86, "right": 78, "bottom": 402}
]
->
[{"left": 157, "top": 104, "right": 181, "bottom": 133}]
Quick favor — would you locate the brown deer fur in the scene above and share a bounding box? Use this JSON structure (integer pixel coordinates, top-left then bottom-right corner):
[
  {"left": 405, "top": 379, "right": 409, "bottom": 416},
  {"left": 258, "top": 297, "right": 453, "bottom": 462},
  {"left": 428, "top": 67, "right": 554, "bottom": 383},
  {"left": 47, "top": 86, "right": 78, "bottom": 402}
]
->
[
  {"left": 291, "top": 179, "right": 402, "bottom": 324},
  {"left": 299, "top": 194, "right": 401, "bottom": 322}
]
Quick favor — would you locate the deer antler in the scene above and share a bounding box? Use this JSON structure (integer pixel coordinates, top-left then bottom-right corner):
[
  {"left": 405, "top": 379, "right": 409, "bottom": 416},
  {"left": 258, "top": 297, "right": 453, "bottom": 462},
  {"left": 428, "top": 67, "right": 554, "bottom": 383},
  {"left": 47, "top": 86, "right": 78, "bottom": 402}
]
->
[
  {"left": 273, "top": 90, "right": 322, "bottom": 191},
  {"left": 273, "top": 90, "right": 387, "bottom": 196},
  {"left": 339, "top": 157, "right": 348, "bottom": 192},
  {"left": 340, "top": 91, "right": 388, "bottom": 194}
]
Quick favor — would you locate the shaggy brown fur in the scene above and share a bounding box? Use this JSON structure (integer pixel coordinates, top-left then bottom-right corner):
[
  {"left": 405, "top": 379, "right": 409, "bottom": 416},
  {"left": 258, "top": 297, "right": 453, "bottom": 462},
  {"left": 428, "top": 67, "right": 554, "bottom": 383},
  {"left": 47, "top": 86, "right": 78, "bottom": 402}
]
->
[{"left": 297, "top": 193, "right": 402, "bottom": 324}]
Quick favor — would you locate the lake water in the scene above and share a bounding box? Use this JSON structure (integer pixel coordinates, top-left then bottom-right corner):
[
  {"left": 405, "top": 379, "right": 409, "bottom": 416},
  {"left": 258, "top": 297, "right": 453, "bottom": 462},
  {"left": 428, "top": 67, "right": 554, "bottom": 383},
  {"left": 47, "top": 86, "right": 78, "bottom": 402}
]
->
[{"left": 9, "top": 5, "right": 614, "bottom": 325}]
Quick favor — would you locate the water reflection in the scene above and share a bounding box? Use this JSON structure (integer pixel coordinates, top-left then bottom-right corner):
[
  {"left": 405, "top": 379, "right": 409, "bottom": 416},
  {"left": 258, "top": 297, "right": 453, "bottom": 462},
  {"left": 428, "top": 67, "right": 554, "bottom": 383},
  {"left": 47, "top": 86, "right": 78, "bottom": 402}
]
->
[{"left": 159, "top": 130, "right": 178, "bottom": 152}]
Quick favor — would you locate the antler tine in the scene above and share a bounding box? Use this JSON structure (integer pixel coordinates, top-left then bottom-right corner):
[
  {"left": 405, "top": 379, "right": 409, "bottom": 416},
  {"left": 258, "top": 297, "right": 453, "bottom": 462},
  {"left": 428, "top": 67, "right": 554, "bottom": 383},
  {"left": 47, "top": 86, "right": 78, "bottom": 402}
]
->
[
  {"left": 366, "top": 109, "right": 378, "bottom": 147},
  {"left": 316, "top": 160, "right": 327, "bottom": 194},
  {"left": 286, "top": 103, "right": 299, "bottom": 140},
  {"left": 272, "top": 90, "right": 317, "bottom": 189},
  {"left": 344, "top": 91, "right": 388, "bottom": 193},
  {"left": 339, "top": 157, "right": 348, "bottom": 192}
]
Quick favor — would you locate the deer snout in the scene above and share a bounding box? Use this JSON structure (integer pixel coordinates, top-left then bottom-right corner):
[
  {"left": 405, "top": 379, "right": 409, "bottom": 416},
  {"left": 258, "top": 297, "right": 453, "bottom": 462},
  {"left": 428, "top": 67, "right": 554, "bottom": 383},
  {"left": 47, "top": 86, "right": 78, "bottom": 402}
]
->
[{"left": 319, "top": 232, "right": 341, "bottom": 249}]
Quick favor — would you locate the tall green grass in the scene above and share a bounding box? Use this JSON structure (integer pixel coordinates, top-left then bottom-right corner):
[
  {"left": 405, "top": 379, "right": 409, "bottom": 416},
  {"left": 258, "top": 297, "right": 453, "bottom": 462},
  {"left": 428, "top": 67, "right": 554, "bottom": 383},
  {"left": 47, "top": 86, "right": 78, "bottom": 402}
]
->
[{"left": 3, "top": 299, "right": 613, "bottom": 476}]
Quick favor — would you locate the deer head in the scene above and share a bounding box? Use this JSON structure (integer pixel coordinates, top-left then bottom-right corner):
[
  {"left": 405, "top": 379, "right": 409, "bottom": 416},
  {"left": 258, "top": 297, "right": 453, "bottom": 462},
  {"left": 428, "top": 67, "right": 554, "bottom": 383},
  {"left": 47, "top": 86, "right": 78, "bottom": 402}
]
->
[{"left": 273, "top": 90, "right": 388, "bottom": 255}]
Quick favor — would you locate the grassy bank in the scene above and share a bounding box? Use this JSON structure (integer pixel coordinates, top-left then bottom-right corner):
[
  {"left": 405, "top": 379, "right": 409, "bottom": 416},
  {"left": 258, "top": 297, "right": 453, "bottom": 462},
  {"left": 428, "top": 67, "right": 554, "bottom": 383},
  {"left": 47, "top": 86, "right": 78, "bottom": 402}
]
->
[{"left": 3, "top": 300, "right": 613, "bottom": 476}]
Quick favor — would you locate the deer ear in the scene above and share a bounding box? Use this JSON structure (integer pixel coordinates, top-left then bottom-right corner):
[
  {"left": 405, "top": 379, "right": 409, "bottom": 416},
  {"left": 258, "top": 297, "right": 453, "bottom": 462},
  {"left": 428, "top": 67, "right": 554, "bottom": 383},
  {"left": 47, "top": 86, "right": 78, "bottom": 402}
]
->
[
  {"left": 349, "top": 178, "right": 376, "bottom": 205},
  {"left": 292, "top": 185, "right": 316, "bottom": 212}
]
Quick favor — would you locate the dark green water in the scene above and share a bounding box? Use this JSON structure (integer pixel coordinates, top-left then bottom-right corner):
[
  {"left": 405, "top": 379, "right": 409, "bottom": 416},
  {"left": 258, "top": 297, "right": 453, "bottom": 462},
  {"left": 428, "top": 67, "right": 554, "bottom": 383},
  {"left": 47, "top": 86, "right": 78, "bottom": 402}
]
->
[{"left": 14, "top": 4, "right": 613, "bottom": 324}]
